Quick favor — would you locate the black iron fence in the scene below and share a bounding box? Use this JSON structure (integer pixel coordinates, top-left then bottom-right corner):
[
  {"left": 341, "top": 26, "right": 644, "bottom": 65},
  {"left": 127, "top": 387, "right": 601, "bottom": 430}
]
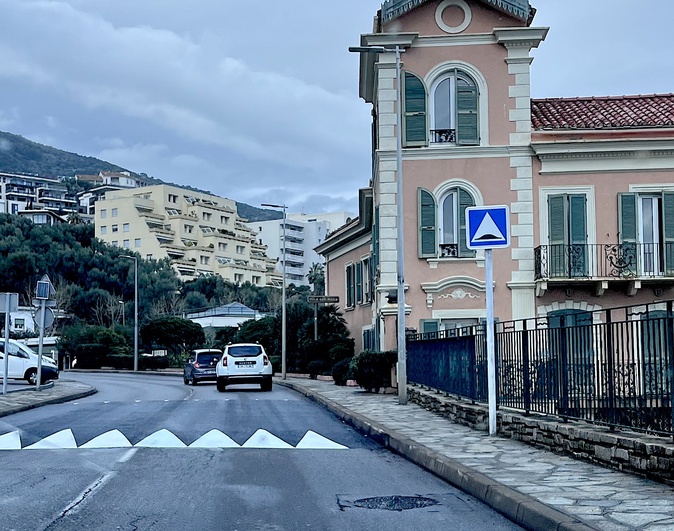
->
[
  {"left": 407, "top": 301, "right": 674, "bottom": 435},
  {"left": 534, "top": 243, "right": 674, "bottom": 280}
]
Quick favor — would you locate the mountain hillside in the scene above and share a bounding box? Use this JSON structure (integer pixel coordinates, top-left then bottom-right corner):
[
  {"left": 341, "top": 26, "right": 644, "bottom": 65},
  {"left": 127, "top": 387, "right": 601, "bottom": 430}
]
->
[{"left": 0, "top": 131, "right": 281, "bottom": 222}]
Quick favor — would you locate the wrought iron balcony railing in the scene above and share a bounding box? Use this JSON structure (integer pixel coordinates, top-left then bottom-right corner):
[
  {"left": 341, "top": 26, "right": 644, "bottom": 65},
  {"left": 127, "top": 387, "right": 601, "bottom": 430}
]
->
[{"left": 535, "top": 243, "right": 674, "bottom": 280}]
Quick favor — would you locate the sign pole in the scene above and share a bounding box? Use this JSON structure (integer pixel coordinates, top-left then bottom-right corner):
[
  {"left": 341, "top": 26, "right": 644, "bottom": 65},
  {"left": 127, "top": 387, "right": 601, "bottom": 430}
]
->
[
  {"left": 485, "top": 249, "right": 496, "bottom": 435},
  {"left": 2, "top": 293, "right": 9, "bottom": 395},
  {"left": 314, "top": 304, "right": 318, "bottom": 341},
  {"left": 36, "top": 298, "right": 46, "bottom": 389}
]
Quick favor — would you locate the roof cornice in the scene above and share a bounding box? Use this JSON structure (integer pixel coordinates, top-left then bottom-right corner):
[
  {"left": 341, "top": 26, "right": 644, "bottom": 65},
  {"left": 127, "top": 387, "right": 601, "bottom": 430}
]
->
[{"left": 381, "top": 0, "right": 533, "bottom": 24}]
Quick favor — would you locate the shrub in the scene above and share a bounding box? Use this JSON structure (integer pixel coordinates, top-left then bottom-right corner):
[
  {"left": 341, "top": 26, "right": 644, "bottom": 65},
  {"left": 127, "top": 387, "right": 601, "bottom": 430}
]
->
[
  {"left": 74, "top": 343, "right": 108, "bottom": 369},
  {"left": 351, "top": 350, "right": 397, "bottom": 392},
  {"left": 332, "top": 357, "right": 352, "bottom": 386},
  {"left": 140, "top": 355, "right": 170, "bottom": 370},
  {"left": 105, "top": 354, "right": 133, "bottom": 369},
  {"left": 307, "top": 360, "right": 328, "bottom": 379}
]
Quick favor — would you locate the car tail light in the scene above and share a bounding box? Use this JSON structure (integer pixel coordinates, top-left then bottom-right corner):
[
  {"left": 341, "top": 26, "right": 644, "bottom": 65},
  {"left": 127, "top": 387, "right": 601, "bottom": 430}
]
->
[
  {"left": 193, "top": 362, "right": 201, "bottom": 368},
  {"left": 222, "top": 356, "right": 228, "bottom": 367},
  {"left": 263, "top": 355, "right": 269, "bottom": 366}
]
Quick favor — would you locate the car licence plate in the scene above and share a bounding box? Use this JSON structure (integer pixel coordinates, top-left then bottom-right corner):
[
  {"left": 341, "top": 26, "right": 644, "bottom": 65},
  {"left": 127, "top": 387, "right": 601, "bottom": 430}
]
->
[{"left": 236, "top": 361, "right": 255, "bottom": 367}]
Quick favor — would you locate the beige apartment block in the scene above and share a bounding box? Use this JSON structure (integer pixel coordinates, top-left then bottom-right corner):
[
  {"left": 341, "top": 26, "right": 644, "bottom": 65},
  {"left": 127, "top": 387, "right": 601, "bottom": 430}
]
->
[{"left": 95, "top": 184, "right": 277, "bottom": 285}]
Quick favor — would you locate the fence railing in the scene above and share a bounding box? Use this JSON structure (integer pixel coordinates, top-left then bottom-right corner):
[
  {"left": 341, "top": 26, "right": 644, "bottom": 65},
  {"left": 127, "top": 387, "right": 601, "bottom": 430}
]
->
[
  {"left": 534, "top": 243, "right": 674, "bottom": 280},
  {"left": 407, "top": 301, "right": 674, "bottom": 435}
]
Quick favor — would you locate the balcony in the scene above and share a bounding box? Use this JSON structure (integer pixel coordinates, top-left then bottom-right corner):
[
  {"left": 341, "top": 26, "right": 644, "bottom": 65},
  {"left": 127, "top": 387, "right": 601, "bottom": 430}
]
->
[{"left": 534, "top": 243, "right": 674, "bottom": 296}]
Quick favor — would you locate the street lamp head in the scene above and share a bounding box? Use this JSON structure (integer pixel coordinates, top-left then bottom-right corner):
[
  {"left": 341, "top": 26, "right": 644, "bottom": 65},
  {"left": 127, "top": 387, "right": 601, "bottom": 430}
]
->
[
  {"left": 348, "top": 46, "right": 405, "bottom": 54},
  {"left": 261, "top": 203, "right": 287, "bottom": 210}
]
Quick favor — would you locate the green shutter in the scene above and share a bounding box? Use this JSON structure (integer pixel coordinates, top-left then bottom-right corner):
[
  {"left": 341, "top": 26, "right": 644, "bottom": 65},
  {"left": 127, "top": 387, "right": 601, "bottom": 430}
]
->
[
  {"left": 663, "top": 192, "right": 674, "bottom": 275},
  {"left": 618, "top": 193, "right": 638, "bottom": 277},
  {"left": 569, "top": 194, "right": 587, "bottom": 276},
  {"left": 456, "top": 75, "right": 479, "bottom": 146},
  {"left": 421, "top": 319, "right": 439, "bottom": 338},
  {"left": 356, "top": 262, "right": 363, "bottom": 303},
  {"left": 418, "top": 188, "right": 436, "bottom": 258},
  {"left": 458, "top": 188, "right": 476, "bottom": 257},
  {"left": 403, "top": 72, "right": 427, "bottom": 147},
  {"left": 548, "top": 195, "right": 567, "bottom": 277}
]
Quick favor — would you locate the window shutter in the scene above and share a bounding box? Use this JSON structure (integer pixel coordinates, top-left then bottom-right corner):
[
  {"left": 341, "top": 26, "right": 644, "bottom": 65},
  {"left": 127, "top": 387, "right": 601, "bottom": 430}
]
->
[
  {"left": 618, "top": 193, "right": 637, "bottom": 245},
  {"left": 548, "top": 194, "right": 567, "bottom": 277},
  {"left": 356, "top": 262, "right": 363, "bottom": 304},
  {"left": 458, "top": 188, "right": 476, "bottom": 257},
  {"left": 372, "top": 206, "right": 379, "bottom": 277},
  {"left": 456, "top": 75, "right": 479, "bottom": 146},
  {"left": 569, "top": 194, "right": 587, "bottom": 276},
  {"left": 418, "top": 188, "right": 436, "bottom": 258},
  {"left": 403, "top": 72, "right": 427, "bottom": 147},
  {"left": 663, "top": 192, "right": 674, "bottom": 275}
]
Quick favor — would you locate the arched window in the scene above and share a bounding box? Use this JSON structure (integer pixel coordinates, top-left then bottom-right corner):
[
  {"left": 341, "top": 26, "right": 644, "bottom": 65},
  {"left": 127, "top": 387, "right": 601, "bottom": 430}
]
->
[
  {"left": 431, "top": 69, "right": 479, "bottom": 146},
  {"left": 418, "top": 186, "right": 475, "bottom": 258}
]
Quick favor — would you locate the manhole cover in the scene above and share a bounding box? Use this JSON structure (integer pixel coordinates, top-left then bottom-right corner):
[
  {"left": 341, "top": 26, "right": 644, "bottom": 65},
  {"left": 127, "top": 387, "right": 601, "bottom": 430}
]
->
[{"left": 352, "top": 495, "right": 439, "bottom": 511}]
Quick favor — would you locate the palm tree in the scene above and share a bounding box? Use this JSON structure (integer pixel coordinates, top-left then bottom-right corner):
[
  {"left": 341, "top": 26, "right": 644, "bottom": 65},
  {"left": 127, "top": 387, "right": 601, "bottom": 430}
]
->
[{"left": 306, "top": 263, "right": 325, "bottom": 295}]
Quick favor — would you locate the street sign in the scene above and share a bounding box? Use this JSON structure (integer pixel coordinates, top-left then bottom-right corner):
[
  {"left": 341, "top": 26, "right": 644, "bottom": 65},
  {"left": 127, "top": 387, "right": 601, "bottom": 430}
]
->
[
  {"left": 0, "top": 293, "right": 19, "bottom": 313},
  {"left": 307, "top": 295, "right": 339, "bottom": 304},
  {"left": 34, "top": 307, "right": 55, "bottom": 329},
  {"left": 35, "top": 275, "right": 56, "bottom": 300},
  {"left": 466, "top": 205, "right": 510, "bottom": 249}
]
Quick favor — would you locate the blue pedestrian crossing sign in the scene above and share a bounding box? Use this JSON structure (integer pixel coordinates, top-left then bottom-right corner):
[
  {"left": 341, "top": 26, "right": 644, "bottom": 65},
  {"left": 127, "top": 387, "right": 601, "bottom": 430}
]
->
[{"left": 466, "top": 205, "right": 510, "bottom": 249}]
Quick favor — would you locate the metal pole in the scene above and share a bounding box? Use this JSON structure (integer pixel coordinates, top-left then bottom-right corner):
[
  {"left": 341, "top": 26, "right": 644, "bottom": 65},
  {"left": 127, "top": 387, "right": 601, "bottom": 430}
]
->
[
  {"left": 394, "top": 46, "right": 407, "bottom": 405},
  {"left": 36, "top": 298, "right": 46, "bottom": 389},
  {"left": 133, "top": 257, "right": 139, "bottom": 372},
  {"left": 486, "top": 249, "right": 496, "bottom": 435},
  {"left": 314, "top": 303, "right": 318, "bottom": 342},
  {"left": 281, "top": 206, "right": 287, "bottom": 380},
  {"left": 2, "top": 293, "right": 9, "bottom": 395}
]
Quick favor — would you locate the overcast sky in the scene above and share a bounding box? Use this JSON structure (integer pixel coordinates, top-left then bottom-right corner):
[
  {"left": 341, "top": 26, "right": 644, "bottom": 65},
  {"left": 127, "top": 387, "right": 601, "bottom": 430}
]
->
[{"left": 1, "top": 0, "right": 672, "bottom": 215}]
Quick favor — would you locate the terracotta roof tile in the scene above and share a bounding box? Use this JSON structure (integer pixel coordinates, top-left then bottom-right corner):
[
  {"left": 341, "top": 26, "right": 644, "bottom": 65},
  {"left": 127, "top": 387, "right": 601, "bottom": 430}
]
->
[{"left": 531, "top": 94, "right": 674, "bottom": 130}]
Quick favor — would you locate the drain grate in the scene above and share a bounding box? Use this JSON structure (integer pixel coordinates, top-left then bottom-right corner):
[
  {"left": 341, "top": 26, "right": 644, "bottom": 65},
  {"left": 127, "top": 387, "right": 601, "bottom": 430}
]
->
[{"left": 352, "top": 495, "right": 439, "bottom": 511}]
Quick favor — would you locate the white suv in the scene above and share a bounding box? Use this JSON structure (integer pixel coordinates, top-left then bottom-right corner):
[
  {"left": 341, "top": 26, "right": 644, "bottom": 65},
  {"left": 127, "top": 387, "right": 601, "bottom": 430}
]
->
[{"left": 216, "top": 343, "right": 273, "bottom": 392}]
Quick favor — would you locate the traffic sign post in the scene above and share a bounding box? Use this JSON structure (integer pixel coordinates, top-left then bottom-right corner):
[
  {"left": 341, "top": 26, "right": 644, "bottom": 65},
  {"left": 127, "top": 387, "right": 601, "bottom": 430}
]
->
[
  {"left": 34, "top": 275, "right": 56, "bottom": 390},
  {"left": 307, "top": 296, "right": 340, "bottom": 341},
  {"left": 466, "top": 206, "right": 510, "bottom": 436},
  {"left": 1, "top": 292, "right": 18, "bottom": 395}
]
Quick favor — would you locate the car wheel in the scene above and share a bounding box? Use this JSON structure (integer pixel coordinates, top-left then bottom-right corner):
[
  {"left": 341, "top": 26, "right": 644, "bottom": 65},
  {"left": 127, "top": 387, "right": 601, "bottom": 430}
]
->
[
  {"left": 26, "top": 369, "right": 37, "bottom": 385},
  {"left": 183, "top": 377, "right": 189, "bottom": 385},
  {"left": 261, "top": 378, "right": 272, "bottom": 392},
  {"left": 191, "top": 376, "right": 198, "bottom": 386},
  {"left": 216, "top": 378, "right": 227, "bottom": 392}
]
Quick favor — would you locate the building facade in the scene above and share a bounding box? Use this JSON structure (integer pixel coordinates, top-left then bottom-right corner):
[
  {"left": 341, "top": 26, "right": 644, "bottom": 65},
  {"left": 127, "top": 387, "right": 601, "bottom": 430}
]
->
[
  {"left": 319, "top": 0, "right": 674, "bottom": 355},
  {"left": 248, "top": 211, "right": 352, "bottom": 287},
  {"left": 95, "top": 184, "right": 277, "bottom": 285}
]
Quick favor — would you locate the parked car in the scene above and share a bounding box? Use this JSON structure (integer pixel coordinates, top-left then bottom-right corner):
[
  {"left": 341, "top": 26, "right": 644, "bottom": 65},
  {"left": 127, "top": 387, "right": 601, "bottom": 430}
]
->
[
  {"left": 183, "top": 349, "right": 222, "bottom": 385},
  {"left": 216, "top": 343, "right": 272, "bottom": 392},
  {"left": 0, "top": 339, "right": 59, "bottom": 384}
]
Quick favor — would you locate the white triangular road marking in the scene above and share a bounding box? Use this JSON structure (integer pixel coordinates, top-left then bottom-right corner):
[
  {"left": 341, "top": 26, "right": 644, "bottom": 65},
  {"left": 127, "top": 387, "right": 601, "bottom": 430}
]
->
[
  {"left": 189, "top": 429, "right": 240, "bottom": 448},
  {"left": 243, "top": 429, "right": 292, "bottom": 449},
  {"left": 473, "top": 213, "right": 505, "bottom": 242},
  {"left": 25, "top": 429, "right": 77, "bottom": 450},
  {"left": 135, "top": 429, "right": 186, "bottom": 448},
  {"left": 81, "top": 429, "right": 132, "bottom": 448},
  {"left": 0, "top": 430, "right": 21, "bottom": 450},
  {"left": 296, "top": 431, "right": 348, "bottom": 450}
]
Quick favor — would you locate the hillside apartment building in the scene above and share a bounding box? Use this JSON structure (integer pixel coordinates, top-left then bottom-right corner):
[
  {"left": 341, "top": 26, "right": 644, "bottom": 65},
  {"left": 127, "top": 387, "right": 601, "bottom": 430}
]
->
[
  {"left": 95, "top": 184, "right": 280, "bottom": 285},
  {"left": 317, "top": 0, "right": 674, "bottom": 353}
]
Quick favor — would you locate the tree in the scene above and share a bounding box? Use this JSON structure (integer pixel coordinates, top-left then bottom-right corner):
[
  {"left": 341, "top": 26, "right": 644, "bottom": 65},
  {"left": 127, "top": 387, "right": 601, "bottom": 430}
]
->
[
  {"left": 306, "top": 263, "right": 325, "bottom": 295},
  {"left": 141, "top": 316, "right": 205, "bottom": 365}
]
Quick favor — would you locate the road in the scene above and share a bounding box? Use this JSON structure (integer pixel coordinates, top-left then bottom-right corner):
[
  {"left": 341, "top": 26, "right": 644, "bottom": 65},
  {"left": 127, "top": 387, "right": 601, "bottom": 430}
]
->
[{"left": 0, "top": 373, "right": 523, "bottom": 530}]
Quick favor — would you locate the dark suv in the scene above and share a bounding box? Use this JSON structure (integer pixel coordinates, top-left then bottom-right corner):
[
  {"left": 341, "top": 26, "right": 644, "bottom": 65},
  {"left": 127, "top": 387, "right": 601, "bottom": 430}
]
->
[{"left": 183, "top": 349, "right": 222, "bottom": 385}]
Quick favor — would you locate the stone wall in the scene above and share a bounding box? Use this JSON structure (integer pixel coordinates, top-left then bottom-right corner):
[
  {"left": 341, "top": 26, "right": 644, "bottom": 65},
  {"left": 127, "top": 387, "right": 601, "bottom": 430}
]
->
[{"left": 408, "top": 384, "right": 674, "bottom": 486}]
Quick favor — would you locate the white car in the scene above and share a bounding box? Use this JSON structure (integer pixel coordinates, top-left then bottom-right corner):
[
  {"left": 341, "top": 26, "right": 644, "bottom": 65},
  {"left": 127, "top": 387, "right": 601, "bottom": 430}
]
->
[
  {"left": 0, "top": 339, "right": 59, "bottom": 385},
  {"left": 216, "top": 343, "right": 273, "bottom": 392}
]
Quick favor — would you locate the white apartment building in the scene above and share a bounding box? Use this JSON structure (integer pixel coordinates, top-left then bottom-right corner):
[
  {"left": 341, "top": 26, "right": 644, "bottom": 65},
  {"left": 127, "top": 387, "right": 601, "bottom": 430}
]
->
[
  {"left": 95, "top": 184, "right": 278, "bottom": 285},
  {"left": 249, "top": 212, "right": 353, "bottom": 287},
  {"left": 0, "top": 171, "right": 78, "bottom": 215}
]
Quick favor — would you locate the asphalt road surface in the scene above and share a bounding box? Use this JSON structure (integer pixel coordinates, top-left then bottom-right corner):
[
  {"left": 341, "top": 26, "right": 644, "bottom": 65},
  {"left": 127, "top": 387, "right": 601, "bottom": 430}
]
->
[{"left": 0, "top": 373, "right": 523, "bottom": 530}]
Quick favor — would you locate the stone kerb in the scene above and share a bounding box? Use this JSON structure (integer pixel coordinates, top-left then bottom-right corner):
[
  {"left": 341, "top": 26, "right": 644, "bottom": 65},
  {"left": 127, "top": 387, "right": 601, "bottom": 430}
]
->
[{"left": 408, "top": 384, "right": 674, "bottom": 486}]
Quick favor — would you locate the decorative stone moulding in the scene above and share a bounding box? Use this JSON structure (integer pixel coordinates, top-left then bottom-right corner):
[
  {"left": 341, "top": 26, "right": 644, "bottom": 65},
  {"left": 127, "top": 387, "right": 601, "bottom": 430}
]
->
[{"left": 435, "top": 0, "right": 472, "bottom": 34}]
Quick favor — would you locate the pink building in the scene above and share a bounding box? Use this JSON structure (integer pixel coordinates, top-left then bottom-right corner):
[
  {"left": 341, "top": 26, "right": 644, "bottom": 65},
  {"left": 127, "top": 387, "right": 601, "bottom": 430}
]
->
[{"left": 317, "top": 0, "right": 674, "bottom": 354}]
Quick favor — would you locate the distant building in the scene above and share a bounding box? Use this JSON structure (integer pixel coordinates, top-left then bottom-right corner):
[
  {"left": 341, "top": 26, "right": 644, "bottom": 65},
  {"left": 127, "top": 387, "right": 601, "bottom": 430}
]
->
[
  {"left": 186, "top": 302, "right": 265, "bottom": 328},
  {"left": 95, "top": 183, "right": 278, "bottom": 285},
  {"left": 248, "top": 211, "right": 353, "bottom": 287},
  {"left": 0, "top": 171, "right": 77, "bottom": 216}
]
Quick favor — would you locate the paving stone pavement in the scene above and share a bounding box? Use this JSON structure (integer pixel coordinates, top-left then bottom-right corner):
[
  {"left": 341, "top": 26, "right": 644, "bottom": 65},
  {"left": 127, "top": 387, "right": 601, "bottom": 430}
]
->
[
  {"left": 279, "top": 378, "right": 674, "bottom": 531},
  {"left": 0, "top": 379, "right": 96, "bottom": 418}
]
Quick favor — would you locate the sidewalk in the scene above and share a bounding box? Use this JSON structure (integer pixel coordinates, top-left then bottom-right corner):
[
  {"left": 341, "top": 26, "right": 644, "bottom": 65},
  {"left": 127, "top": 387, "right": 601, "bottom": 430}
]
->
[
  {"left": 0, "top": 379, "right": 96, "bottom": 418},
  {"left": 278, "top": 378, "right": 674, "bottom": 531}
]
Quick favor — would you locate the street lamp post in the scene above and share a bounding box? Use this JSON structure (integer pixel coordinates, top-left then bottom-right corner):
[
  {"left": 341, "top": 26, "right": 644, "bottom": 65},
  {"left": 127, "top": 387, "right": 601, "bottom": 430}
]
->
[
  {"left": 119, "top": 300, "right": 125, "bottom": 326},
  {"left": 261, "top": 203, "right": 288, "bottom": 380},
  {"left": 349, "top": 45, "right": 407, "bottom": 404},
  {"left": 121, "top": 255, "right": 139, "bottom": 372}
]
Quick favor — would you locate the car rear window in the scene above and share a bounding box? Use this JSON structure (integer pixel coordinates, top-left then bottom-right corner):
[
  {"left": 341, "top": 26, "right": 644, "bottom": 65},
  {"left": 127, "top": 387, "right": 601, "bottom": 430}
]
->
[
  {"left": 197, "top": 352, "right": 221, "bottom": 364},
  {"left": 227, "top": 345, "right": 263, "bottom": 357}
]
